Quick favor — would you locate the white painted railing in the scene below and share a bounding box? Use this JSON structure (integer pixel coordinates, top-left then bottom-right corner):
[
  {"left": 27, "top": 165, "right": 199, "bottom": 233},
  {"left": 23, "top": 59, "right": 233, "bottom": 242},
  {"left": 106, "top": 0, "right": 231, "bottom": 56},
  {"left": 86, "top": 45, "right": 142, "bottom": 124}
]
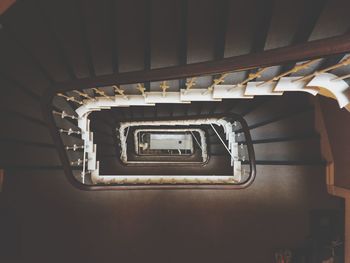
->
[{"left": 54, "top": 57, "right": 350, "bottom": 185}]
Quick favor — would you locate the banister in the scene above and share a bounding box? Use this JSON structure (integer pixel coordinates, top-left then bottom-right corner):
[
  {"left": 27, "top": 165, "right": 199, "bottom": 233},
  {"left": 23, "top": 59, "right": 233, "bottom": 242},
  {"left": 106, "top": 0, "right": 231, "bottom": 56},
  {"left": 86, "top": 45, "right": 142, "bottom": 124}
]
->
[
  {"left": 54, "top": 33, "right": 350, "bottom": 92},
  {"left": 43, "top": 85, "right": 256, "bottom": 190}
]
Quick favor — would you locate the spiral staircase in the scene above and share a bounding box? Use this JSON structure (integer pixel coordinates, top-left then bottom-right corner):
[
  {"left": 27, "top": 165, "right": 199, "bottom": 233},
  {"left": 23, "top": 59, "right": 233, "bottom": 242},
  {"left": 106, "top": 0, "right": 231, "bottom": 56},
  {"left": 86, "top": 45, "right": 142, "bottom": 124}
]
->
[{"left": 1, "top": 0, "right": 350, "bottom": 262}]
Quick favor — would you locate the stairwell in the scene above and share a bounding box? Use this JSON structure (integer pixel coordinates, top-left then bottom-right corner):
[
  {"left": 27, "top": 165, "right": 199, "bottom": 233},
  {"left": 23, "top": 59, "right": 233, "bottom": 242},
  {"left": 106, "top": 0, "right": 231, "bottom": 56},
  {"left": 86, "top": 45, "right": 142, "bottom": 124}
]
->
[{"left": 0, "top": 0, "right": 349, "bottom": 261}]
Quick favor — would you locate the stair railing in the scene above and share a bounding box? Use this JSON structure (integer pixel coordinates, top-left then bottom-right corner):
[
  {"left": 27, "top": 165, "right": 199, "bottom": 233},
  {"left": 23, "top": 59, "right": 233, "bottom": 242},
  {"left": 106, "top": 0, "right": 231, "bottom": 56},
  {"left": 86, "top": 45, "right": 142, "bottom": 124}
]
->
[{"left": 43, "top": 44, "right": 350, "bottom": 190}]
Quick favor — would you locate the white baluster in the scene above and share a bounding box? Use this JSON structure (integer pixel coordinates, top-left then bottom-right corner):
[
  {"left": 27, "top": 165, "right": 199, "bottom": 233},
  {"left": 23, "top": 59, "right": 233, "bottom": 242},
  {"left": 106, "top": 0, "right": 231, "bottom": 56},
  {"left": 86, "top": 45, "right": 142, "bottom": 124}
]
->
[
  {"left": 113, "top": 85, "right": 128, "bottom": 100},
  {"left": 53, "top": 110, "right": 79, "bottom": 120},
  {"left": 65, "top": 144, "right": 84, "bottom": 151},
  {"left": 59, "top": 128, "right": 81, "bottom": 135},
  {"left": 57, "top": 93, "right": 83, "bottom": 105}
]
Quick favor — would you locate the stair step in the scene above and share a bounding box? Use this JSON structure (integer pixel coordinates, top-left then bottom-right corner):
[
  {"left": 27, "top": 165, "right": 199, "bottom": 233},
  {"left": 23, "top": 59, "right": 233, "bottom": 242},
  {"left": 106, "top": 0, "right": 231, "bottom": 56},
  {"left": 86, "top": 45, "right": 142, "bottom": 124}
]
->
[
  {"left": 243, "top": 94, "right": 311, "bottom": 124},
  {"left": 53, "top": 96, "right": 76, "bottom": 115},
  {"left": 0, "top": 113, "right": 53, "bottom": 144},
  {"left": 244, "top": 133, "right": 319, "bottom": 144},
  {"left": 247, "top": 106, "right": 313, "bottom": 131},
  {"left": 253, "top": 138, "right": 322, "bottom": 162},
  {"left": 99, "top": 155, "right": 232, "bottom": 175},
  {"left": 249, "top": 110, "right": 315, "bottom": 141},
  {"left": 0, "top": 144, "right": 62, "bottom": 167}
]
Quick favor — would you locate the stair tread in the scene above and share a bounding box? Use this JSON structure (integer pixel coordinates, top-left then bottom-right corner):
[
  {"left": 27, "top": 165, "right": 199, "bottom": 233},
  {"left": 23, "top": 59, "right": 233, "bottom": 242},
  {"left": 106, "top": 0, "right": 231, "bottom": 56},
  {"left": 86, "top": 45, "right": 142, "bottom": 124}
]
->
[{"left": 253, "top": 138, "right": 322, "bottom": 162}]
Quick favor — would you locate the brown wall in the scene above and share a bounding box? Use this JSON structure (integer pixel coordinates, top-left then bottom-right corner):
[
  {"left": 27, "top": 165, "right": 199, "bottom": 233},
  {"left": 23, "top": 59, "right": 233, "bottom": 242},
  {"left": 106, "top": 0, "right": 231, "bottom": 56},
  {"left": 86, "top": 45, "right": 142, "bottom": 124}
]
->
[{"left": 320, "top": 97, "right": 350, "bottom": 189}]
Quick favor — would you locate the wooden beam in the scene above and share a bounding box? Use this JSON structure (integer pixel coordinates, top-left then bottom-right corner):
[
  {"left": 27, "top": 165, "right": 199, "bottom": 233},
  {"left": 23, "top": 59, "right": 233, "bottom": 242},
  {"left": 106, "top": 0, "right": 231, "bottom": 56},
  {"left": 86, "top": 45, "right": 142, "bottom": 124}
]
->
[
  {"left": 178, "top": 0, "right": 188, "bottom": 89},
  {"left": 251, "top": 0, "right": 274, "bottom": 54},
  {"left": 291, "top": 0, "right": 326, "bottom": 45},
  {"left": 76, "top": 0, "right": 95, "bottom": 77},
  {"left": 211, "top": 0, "right": 230, "bottom": 85},
  {"left": 54, "top": 33, "right": 350, "bottom": 92},
  {"left": 213, "top": 0, "right": 230, "bottom": 60},
  {"left": 0, "top": 0, "right": 15, "bottom": 15},
  {"left": 37, "top": 0, "right": 76, "bottom": 80},
  {"left": 280, "top": 0, "right": 327, "bottom": 72},
  {"left": 144, "top": 0, "right": 152, "bottom": 91},
  {"left": 245, "top": 0, "right": 274, "bottom": 79},
  {"left": 110, "top": 0, "right": 119, "bottom": 73}
]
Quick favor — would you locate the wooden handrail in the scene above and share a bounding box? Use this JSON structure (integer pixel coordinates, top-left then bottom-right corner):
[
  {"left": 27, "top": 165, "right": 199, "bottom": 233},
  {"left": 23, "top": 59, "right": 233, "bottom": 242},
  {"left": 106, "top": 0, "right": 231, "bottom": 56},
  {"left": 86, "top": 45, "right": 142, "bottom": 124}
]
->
[
  {"left": 43, "top": 85, "right": 256, "bottom": 191},
  {"left": 54, "top": 34, "right": 350, "bottom": 92}
]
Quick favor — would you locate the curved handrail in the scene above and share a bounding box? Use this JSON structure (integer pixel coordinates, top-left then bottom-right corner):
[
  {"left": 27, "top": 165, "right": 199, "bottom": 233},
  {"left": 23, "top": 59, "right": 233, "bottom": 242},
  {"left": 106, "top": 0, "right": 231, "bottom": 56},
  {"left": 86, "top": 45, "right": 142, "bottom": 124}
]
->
[{"left": 43, "top": 88, "right": 256, "bottom": 190}]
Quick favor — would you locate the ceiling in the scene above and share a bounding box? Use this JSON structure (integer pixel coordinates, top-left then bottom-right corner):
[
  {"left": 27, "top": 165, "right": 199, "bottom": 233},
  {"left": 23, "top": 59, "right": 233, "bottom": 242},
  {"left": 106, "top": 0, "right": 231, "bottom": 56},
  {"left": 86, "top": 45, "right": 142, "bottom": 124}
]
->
[{"left": 0, "top": 0, "right": 350, "bottom": 96}]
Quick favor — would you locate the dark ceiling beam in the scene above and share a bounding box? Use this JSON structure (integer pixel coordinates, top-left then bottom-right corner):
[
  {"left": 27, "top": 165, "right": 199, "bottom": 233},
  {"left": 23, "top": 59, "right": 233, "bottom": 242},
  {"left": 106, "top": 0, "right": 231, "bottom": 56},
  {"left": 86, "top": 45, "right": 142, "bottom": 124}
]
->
[
  {"left": 173, "top": 0, "right": 188, "bottom": 118},
  {"left": 291, "top": 0, "right": 326, "bottom": 45},
  {"left": 178, "top": 0, "right": 188, "bottom": 89},
  {"left": 76, "top": 0, "right": 95, "bottom": 78},
  {"left": 144, "top": 0, "right": 152, "bottom": 91},
  {"left": 251, "top": 0, "right": 274, "bottom": 54},
  {"left": 37, "top": 0, "right": 76, "bottom": 80},
  {"left": 246, "top": 0, "right": 274, "bottom": 77},
  {"left": 0, "top": 0, "right": 15, "bottom": 15},
  {"left": 280, "top": 0, "right": 327, "bottom": 72},
  {"left": 199, "top": 0, "right": 230, "bottom": 116},
  {"left": 214, "top": 0, "right": 230, "bottom": 60},
  {"left": 54, "top": 33, "right": 350, "bottom": 92},
  {"left": 110, "top": 0, "right": 119, "bottom": 73}
]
